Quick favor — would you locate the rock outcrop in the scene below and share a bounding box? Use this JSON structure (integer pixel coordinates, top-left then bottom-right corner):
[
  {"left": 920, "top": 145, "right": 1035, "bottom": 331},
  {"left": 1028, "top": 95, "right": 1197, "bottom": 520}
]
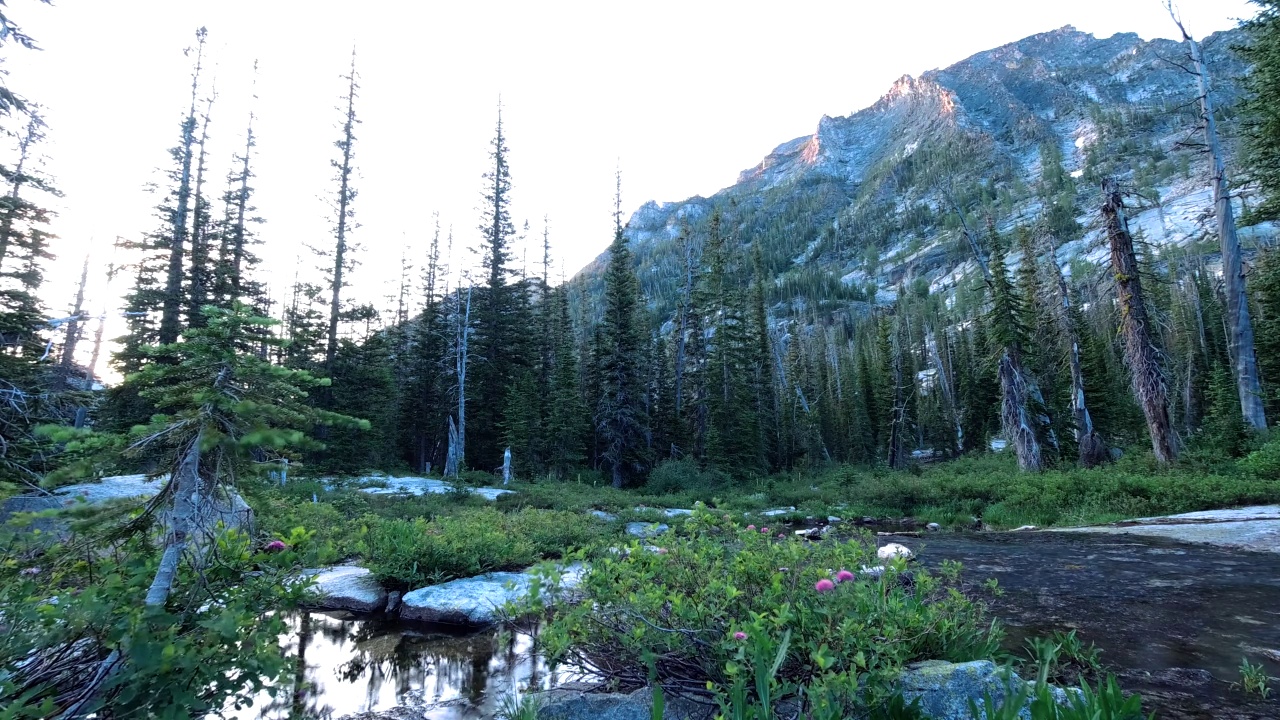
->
[{"left": 304, "top": 566, "right": 389, "bottom": 613}]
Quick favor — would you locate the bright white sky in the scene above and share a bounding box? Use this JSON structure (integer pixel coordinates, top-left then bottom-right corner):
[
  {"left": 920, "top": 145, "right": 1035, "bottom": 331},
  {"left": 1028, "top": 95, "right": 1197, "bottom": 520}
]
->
[{"left": 1, "top": 0, "right": 1257, "bottom": 347}]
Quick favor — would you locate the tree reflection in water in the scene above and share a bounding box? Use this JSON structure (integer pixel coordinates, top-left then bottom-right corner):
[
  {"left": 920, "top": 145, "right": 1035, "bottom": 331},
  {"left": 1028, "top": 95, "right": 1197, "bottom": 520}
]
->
[{"left": 240, "top": 612, "right": 584, "bottom": 719}]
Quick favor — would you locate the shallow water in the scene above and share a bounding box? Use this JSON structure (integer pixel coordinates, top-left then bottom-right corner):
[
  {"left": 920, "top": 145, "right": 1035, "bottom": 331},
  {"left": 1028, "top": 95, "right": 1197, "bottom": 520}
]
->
[
  {"left": 890, "top": 531, "right": 1280, "bottom": 719},
  {"left": 248, "top": 530, "right": 1280, "bottom": 719},
  {"left": 239, "top": 613, "right": 580, "bottom": 720}
]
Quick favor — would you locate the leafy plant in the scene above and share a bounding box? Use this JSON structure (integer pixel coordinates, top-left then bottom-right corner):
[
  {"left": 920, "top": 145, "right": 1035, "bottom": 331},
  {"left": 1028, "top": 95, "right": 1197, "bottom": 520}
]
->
[
  {"left": 1238, "top": 657, "right": 1273, "bottom": 699},
  {"left": 497, "top": 691, "right": 544, "bottom": 720}
]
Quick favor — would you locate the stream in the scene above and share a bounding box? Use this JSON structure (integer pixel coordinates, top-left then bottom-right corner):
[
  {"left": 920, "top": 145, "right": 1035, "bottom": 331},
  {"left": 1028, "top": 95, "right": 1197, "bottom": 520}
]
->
[{"left": 246, "top": 531, "right": 1280, "bottom": 720}]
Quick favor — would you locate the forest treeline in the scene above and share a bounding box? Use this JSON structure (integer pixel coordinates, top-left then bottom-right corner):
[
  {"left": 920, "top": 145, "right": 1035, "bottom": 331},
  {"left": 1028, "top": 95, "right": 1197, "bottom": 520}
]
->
[{"left": 6, "top": 5, "right": 1280, "bottom": 494}]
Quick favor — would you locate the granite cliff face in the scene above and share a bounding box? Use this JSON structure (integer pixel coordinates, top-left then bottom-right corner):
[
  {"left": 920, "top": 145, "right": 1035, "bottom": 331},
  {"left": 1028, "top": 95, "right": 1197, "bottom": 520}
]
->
[{"left": 573, "top": 25, "right": 1271, "bottom": 319}]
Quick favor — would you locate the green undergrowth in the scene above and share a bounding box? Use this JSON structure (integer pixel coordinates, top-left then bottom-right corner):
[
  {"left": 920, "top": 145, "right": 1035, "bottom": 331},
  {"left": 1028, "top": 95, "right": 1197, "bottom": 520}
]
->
[
  {"left": 362, "top": 507, "right": 607, "bottom": 590},
  {"left": 524, "top": 504, "right": 1002, "bottom": 715},
  {"left": 248, "top": 445, "right": 1280, "bottom": 591}
]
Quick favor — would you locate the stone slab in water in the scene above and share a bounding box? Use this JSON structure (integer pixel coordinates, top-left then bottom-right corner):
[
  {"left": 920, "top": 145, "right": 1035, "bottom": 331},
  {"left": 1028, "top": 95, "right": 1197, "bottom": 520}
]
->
[
  {"left": 304, "top": 566, "right": 388, "bottom": 613},
  {"left": 401, "top": 571, "right": 530, "bottom": 625}
]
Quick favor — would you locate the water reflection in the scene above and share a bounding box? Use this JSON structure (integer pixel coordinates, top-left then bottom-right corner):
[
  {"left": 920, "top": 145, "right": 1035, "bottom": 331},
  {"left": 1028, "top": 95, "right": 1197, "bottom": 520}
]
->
[{"left": 242, "top": 612, "right": 581, "bottom": 720}]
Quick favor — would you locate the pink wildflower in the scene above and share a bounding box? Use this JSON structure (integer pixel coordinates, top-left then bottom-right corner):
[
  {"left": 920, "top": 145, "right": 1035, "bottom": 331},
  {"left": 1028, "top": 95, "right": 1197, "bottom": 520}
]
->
[
  {"left": 777, "top": 533, "right": 786, "bottom": 539},
  {"left": 264, "top": 540, "right": 288, "bottom": 553},
  {"left": 836, "top": 569, "right": 856, "bottom": 583},
  {"left": 814, "top": 578, "right": 836, "bottom": 593},
  {"left": 657, "top": 547, "right": 669, "bottom": 555},
  {"left": 761, "top": 527, "right": 770, "bottom": 534},
  {"left": 733, "top": 631, "right": 748, "bottom": 641},
  {"left": 747, "top": 524, "right": 756, "bottom": 531}
]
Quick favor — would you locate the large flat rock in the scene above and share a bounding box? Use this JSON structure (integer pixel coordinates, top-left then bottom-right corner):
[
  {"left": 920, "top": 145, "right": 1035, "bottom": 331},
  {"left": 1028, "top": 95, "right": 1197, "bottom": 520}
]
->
[
  {"left": 400, "top": 571, "right": 531, "bottom": 625},
  {"left": 399, "top": 564, "right": 584, "bottom": 626},
  {"left": 1057, "top": 505, "right": 1280, "bottom": 554},
  {"left": 304, "top": 566, "right": 388, "bottom": 613}
]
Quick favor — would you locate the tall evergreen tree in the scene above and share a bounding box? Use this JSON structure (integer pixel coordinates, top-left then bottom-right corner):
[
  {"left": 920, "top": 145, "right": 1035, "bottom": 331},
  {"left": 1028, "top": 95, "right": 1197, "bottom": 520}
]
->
[
  {"left": 158, "top": 27, "right": 207, "bottom": 347},
  {"left": 595, "top": 177, "right": 649, "bottom": 487},
  {"left": 469, "top": 101, "right": 533, "bottom": 468}
]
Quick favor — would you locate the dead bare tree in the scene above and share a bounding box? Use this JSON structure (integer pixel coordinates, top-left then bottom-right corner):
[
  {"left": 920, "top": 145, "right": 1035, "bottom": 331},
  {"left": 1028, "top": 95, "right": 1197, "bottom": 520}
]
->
[
  {"left": 445, "top": 284, "right": 472, "bottom": 478},
  {"left": 59, "top": 254, "right": 89, "bottom": 374},
  {"left": 1041, "top": 232, "right": 1107, "bottom": 467},
  {"left": 1166, "top": 2, "right": 1267, "bottom": 430},
  {"left": 1103, "top": 179, "right": 1179, "bottom": 463}
]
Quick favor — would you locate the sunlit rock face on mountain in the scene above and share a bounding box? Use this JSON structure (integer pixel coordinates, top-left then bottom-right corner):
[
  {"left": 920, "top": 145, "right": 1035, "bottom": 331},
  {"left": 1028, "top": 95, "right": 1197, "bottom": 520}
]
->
[{"left": 572, "top": 25, "right": 1270, "bottom": 321}]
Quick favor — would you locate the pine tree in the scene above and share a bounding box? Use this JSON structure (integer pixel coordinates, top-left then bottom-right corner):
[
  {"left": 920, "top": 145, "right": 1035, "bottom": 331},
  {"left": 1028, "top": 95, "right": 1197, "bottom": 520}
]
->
[
  {"left": 546, "top": 285, "right": 587, "bottom": 477},
  {"left": 60, "top": 302, "right": 367, "bottom": 717},
  {"left": 401, "top": 218, "right": 448, "bottom": 473},
  {"left": 323, "top": 49, "right": 360, "bottom": 374},
  {"left": 595, "top": 177, "right": 649, "bottom": 487},
  {"left": 1241, "top": 0, "right": 1280, "bottom": 222},
  {"left": 184, "top": 92, "right": 216, "bottom": 329},
  {"left": 469, "top": 101, "right": 533, "bottom": 468},
  {"left": 213, "top": 72, "right": 263, "bottom": 310},
  {"left": 986, "top": 231, "right": 1044, "bottom": 471},
  {"left": 158, "top": 27, "right": 208, "bottom": 346}
]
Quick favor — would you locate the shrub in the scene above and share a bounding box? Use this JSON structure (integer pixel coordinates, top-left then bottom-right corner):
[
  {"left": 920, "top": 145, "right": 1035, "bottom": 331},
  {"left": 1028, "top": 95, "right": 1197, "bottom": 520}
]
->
[
  {"left": 646, "top": 459, "right": 730, "bottom": 494},
  {"left": 0, "top": 530, "right": 305, "bottom": 719},
  {"left": 530, "top": 505, "right": 1000, "bottom": 703},
  {"left": 363, "top": 507, "right": 605, "bottom": 590}
]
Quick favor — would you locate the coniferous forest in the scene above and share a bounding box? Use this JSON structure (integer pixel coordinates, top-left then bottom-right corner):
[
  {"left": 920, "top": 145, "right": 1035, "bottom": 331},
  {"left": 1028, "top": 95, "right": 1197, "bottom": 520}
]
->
[{"left": 4, "top": 2, "right": 1280, "bottom": 719}]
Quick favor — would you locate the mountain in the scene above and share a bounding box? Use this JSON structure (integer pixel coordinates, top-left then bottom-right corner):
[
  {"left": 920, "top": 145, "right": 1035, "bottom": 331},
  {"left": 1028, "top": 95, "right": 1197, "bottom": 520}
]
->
[{"left": 571, "top": 25, "right": 1273, "bottom": 323}]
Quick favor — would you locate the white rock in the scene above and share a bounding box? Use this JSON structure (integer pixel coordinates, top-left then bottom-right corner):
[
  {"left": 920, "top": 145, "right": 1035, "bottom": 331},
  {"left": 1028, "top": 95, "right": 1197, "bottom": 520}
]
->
[
  {"left": 760, "top": 507, "right": 796, "bottom": 517},
  {"left": 1011, "top": 525, "right": 1039, "bottom": 532},
  {"left": 626, "top": 522, "right": 670, "bottom": 538},
  {"left": 926, "top": 522, "right": 941, "bottom": 531},
  {"left": 304, "top": 566, "right": 388, "bottom": 613},
  {"left": 401, "top": 571, "right": 528, "bottom": 625},
  {"left": 633, "top": 507, "right": 692, "bottom": 518},
  {"left": 877, "top": 543, "right": 914, "bottom": 561},
  {"left": 589, "top": 510, "right": 618, "bottom": 522},
  {"left": 400, "top": 563, "right": 585, "bottom": 625},
  {"left": 827, "top": 516, "right": 843, "bottom": 523},
  {"left": 358, "top": 476, "right": 514, "bottom": 500}
]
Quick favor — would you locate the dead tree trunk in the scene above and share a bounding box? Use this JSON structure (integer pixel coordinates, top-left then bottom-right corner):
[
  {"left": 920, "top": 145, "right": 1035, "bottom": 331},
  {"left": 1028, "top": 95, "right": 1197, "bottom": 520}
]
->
[
  {"left": 325, "top": 50, "right": 359, "bottom": 372},
  {"left": 58, "top": 429, "right": 207, "bottom": 719},
  {"left": 1103, "top": 179, "right": 1179, "bottom": 463},
  {"left": 887, "top": 313, "right": 908, "bottom": 470},
  {"left": 60, "top": 255, "right": 89, "bottom": 373},
  {"left": 1042, "top": 234, "right": 1106, "bottom": 467},
  {"left": 998, "top": 351, "right": 1043, "bottom": 471},
  {"left": 448, "top": 285, "right": 472, "bottom": 476},
  {"left": 1171, "top": 5, "right": 1267, "bottom": 430},
  {"left": 926, "top": 326, "right": 964, "bottom": 456}
]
